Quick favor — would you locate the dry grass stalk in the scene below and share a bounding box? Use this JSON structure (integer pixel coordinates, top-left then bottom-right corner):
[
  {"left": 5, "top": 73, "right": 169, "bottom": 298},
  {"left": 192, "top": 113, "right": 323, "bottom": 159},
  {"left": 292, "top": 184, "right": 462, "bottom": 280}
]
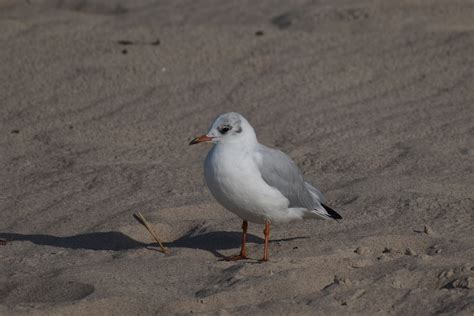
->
[{"left": 133, "top": 212, "right": 168, "bottom": 254}]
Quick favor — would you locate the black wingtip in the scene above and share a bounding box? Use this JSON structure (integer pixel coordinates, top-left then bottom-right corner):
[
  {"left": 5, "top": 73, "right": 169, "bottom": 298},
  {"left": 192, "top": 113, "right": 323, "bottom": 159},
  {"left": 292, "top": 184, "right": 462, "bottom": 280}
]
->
[{"left": 321, "top": 203, "right": 342, "bottom": 221}]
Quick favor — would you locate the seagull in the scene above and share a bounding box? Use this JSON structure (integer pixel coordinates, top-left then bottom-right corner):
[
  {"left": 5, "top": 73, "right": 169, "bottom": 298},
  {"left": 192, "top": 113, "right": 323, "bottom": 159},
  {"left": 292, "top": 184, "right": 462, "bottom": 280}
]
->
[{"left": 189, "top": 112, "right": 342, "bottom": 261}]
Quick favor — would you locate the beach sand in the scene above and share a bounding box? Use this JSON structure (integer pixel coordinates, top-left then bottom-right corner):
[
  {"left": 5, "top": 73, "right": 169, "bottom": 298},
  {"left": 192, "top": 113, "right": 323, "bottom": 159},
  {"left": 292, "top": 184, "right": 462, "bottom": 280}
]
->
[{"left": 1, "top": 0, "right": 473, "bottom": 314}]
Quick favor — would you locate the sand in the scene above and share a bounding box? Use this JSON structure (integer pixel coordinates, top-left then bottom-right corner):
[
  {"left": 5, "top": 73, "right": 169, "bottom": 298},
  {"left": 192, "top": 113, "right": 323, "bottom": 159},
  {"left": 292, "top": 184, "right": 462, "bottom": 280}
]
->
[{"left": 1, "top": 0, "right": 473, "bottom": 314}]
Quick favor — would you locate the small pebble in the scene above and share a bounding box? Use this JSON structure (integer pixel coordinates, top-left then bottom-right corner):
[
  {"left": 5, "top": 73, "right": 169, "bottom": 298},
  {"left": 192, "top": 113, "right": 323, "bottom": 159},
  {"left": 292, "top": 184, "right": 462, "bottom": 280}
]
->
[
  {"left": 462, "top": 263, "right": 473, "bottom": 272},
  {"left": 424, "top": 225, "right": 434, "bottom": 235},
  {"left": 427, "top": 244, "right": 442, "bottom": 255},
  {"left": 334, "top": 275, "right": 351, "bottom": 286},
  {"left": 350, "top": 259, "right": 370, "bottom": 268},
  {"left": 383, "top": 247, "right": 392, "bottom": 253},
  {"left": 391, "top": 279, "right": 403, "bottom": 288},
  {"left": 255, "top": 30, "right": 264, "bottom": 36},
  {"left": 355, "top": 246, "right": 371, "bottom": 256},
  {"left": 438, "top": 269, "right": 454, "bottom": 279},
  {"left": 405, "top": 248, "right": 416, "bottom": 256}
]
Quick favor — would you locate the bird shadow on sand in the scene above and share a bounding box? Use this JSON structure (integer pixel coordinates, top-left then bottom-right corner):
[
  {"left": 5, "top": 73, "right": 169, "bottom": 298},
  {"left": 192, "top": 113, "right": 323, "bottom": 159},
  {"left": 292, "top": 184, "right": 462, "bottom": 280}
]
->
[
  {"left": 0, "top": 231, "right": 308, "bottom": 258},
  {"left": 166, "top": 231, "right": 308, "bottom": 259},
  {"left": 0, "top": 232, "right": 145, "bottom": 251}
]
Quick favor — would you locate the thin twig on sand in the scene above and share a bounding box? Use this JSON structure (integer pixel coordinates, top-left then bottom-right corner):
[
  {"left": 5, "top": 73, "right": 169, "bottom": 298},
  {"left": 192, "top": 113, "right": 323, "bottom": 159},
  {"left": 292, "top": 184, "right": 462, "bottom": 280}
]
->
[{"left": 133, "top": 212, "right": 168, "bottom": 254}]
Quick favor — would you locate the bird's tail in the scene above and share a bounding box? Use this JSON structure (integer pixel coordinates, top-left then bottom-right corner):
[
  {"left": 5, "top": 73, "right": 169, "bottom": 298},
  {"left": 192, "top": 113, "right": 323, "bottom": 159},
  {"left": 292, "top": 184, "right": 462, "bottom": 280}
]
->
[
  {"left": 321, "top": 203, "right": 342, "bottom": 220},
  {"left": 310, "top": 203, "right": 343, "bottom": 221}
]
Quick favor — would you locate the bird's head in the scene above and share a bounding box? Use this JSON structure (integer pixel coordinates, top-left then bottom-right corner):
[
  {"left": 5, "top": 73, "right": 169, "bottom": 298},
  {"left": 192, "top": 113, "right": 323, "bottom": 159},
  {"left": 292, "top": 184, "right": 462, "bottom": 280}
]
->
[{"left": 189, "top": 112, "right": 257, "bottom": 146}]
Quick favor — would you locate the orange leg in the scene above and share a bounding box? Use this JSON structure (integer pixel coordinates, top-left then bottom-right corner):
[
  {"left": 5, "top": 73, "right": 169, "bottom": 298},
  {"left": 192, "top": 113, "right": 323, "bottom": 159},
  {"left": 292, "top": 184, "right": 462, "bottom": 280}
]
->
[
  {"left": 240, "top": 220, "right": 248, "bottom": 258},
  {"left": 261, "top": 221, "right": 270, "bottom": 262},
  {"left": 224, "top": 220, "right": 248, "bottom": 261}
]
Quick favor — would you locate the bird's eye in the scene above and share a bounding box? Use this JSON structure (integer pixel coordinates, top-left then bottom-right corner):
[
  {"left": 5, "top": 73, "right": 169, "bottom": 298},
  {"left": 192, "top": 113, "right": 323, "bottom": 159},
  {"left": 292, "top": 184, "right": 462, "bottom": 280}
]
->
[{"left": 219, "top": 125, "right": 232, "bottom": 134}]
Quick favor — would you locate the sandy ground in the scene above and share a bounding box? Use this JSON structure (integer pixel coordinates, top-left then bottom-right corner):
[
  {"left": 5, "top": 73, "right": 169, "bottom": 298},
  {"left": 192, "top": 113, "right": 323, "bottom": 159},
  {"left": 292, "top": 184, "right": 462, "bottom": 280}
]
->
[{"left": 1, "top": 0, "right": 473, "bottom": 314}]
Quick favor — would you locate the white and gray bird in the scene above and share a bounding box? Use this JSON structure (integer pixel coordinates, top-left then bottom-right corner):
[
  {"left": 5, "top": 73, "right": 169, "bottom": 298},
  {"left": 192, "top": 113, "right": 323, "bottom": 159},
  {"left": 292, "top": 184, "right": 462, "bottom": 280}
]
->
[{"left": 190, "top": 112, "right": 341, "bottom": 261}]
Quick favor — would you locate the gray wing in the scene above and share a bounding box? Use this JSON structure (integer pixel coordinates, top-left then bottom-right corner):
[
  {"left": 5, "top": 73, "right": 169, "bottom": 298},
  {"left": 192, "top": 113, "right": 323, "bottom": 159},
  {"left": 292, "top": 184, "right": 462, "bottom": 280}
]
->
[
  {"left": 305, "top": 182, "right": 326, "bottom": 204},
  {"left": 254, "top": 144, "right": 317, "bottom": 210}
]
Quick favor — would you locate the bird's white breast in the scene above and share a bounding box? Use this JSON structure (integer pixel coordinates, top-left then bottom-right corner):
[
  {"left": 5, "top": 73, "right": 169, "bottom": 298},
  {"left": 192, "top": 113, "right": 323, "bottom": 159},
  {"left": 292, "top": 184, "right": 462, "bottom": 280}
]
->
[{"left": 204, "top": 144, "right": 288, "bottom": 223}]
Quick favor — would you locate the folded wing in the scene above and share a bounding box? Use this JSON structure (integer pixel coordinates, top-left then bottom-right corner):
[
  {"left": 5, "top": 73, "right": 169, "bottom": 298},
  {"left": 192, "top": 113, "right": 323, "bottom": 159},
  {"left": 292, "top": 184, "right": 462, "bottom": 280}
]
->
[
  {"left": 254, "top": 144, "right": 342, "bottom": 221},
  {"left": 254, "top": 144, "right": 317, "bottom": 210}
]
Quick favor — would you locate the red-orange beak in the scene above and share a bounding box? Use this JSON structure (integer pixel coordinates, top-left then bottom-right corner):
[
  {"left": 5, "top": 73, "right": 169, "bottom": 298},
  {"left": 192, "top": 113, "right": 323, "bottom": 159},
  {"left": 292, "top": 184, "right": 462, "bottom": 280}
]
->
[{"left": 189, "top": 134, "right": 214, "bottom": 145}]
